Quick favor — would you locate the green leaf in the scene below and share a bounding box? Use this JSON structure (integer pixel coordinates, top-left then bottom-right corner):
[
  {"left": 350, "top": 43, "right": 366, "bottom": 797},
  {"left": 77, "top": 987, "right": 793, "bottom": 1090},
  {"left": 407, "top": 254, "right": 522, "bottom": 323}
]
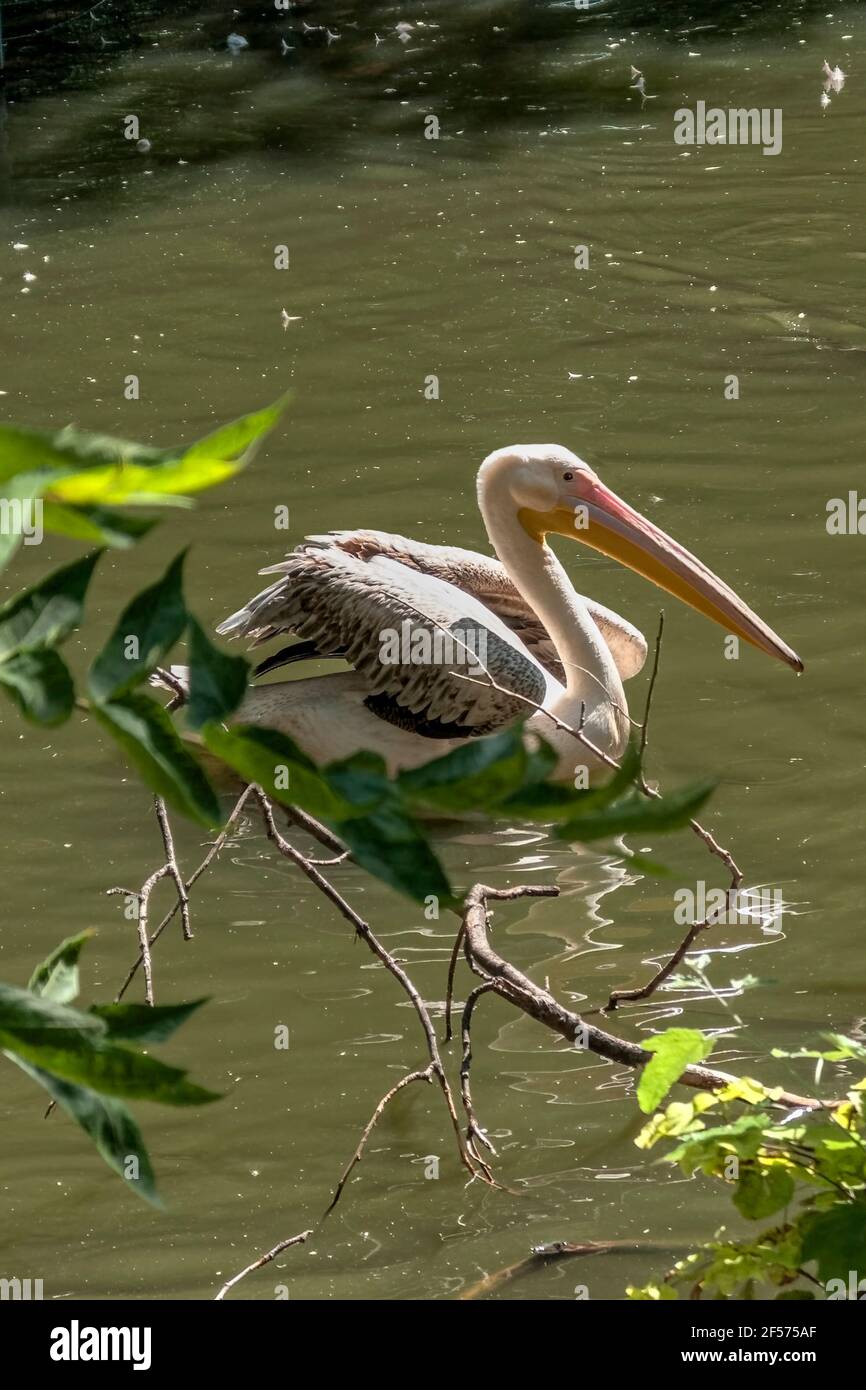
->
[
  {"left": 44, "top": 397, "right": 290, "bottom": 507},
  {"left": 634, "top": 1094, "right": 717, "bottom": 1150},
  {"left": 48, "top": 457, "right": 239, "bottom": 507},
  {"left": 0, "top": 473, "right": 48, "bottom": 572},
  {"left": 716, "top": 1077, "right": 777, "bottom": 1105},
  {"left": 397, "top": 726, "right": 528, "bottom": 812},
  {"left": 0, "top": 648, "right": 75, "bottom": 724},
  {"left": 88, "top": 550, "right": 187, "bottom": 702},
  {"left": 325, "top": 752, "right": 455, "bottom": 903},
  {"left": 0, "top": 422, "right": 170, "bottom": 484},
  {"left": 0, "top": 981, "right": 104, "bottom": 1035},
  {"left": 334, "top": 802, "right": 454, "bottom": 906},
  {"left": 801, "top": 1199, "right": 866, "bottom": 1285},
  {"left": 0, "top": 983, "right": 219, "bottom": 1106},
  {"left": 1, "top": 1028, "right": 217, "bottom": 1105},
  {"left": 28, "top": 930, "right": 95, "bottom": 1004},
  {"left": 0, "top": 551, "right": 101, "bottom": 660},
  {"left": 185, "top": 618, "right": 249, "bottom": 729},
  {"left": 202, "top": 722, "right": 353, "bottom": 822},
  {"left": 771, "top": 1035, "right": 866, "bottom": 1063},
  {"left": 556, "top": 779, "right": 715, "bottom": 844},
  {"left": 637, "top": 1028, "right": 715, "bottom": 1113},
  {"left": 184, "top": 393, "right": 291, "bottom": 464},
  {"left": 500, "top": 742, "right": 643, "bottom": 821},
  {"left": 5, "top": 1053, "right": 161, "bottom": 1207},
  {"left": 92, "top": 692, "right": 221, "bottom": 827},
  {"left": 627, "top": 1283, "right": 678, "bottom": 1301},
  {"left": 666, "top": 1114, "right": 773, "bottom": 1170},
  {"left": 41, "top": 502, "right": 159, "bottom": 548},
  {"left": 89, "top": 999, "right": 206, "bottom": 1044},
  {"left": 733, "top": 1164, "right": 795, "bottom": 1220}
]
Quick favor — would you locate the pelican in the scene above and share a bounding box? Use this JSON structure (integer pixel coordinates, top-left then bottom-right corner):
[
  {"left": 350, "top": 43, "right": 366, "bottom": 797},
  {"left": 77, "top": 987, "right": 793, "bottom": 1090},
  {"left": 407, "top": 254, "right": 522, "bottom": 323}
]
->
[{"left": 216, "top": 446, "right": 802, "bottom": 780}]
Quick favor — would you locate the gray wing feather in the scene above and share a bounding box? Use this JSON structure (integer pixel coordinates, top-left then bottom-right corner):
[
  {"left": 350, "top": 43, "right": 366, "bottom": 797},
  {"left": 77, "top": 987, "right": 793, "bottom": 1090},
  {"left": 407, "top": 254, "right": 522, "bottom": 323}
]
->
[
  {"left": 217, "top": 539, "right": 550, "bottom": 734},
  {"left": 308, "top": 530, "right": 648, "bottom": 681}
]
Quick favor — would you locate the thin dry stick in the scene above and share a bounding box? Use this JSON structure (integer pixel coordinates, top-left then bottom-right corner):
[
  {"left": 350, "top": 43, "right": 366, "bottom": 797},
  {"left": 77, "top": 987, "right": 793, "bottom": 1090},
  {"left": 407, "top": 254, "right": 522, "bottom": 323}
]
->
[
  {"left": 282, "top": 804, "right": 349, "bottom": 861},
  {"left": 213, "top": 1229, "right": 313, "bottom": 1302},
  {"left": 455, "top": 665, "right": 741, "bottom": 883},
  {"left": 152, "top": 665, "right": 188, "bottom": 708},
  {"left": 324, "top": 1066, "right": 435, "bottom": 1215},
  {"left": 155, "top": 796, "right": 192, "bottom": 940},
  {"left": 606, "top": 612, "right": 740, "bottom": 1010},
  {"left": 638, "top": 611, "right": 664, "bottom": 766},
  {"left": 605, "top": 920, "right": 708, "bottom": 1011},
  {"left": 460, "top": 981, "right": 499, "bottom": 1159},
  {"left": 115, "top": 784, "right": 256, "bottom": 1002},
  {"left": 444, "top": 920, "right": 466, "bottom": 1044},
  {"left": 108, "top": 840, "right": 188, "bottom": 1006},
  {"left": 251, "top": 787, "right": 492, "bottom": 1195},
  {"left": 458, "top": 1238, "right": 664, "bottom": 1301}
]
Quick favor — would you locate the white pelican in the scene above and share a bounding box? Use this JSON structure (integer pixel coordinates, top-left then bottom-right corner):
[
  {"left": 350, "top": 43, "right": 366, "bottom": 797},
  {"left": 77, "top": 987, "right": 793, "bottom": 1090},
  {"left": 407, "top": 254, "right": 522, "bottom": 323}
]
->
[{"left": 217, "top": 446, "right": 802, "bottom": 780}]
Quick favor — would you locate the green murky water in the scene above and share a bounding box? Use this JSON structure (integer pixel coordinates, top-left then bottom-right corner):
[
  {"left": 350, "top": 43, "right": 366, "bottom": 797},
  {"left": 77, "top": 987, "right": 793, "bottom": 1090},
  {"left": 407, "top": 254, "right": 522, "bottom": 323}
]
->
[{"left": 1, "top": 2, "right": 865, "bottom": 1299}]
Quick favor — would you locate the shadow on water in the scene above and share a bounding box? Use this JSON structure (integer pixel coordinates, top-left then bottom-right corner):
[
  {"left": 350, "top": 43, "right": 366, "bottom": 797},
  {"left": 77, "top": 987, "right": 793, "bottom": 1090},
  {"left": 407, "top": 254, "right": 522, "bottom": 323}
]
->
[{"left": 0, "top": 0, "right": 846, "bottom": 207}]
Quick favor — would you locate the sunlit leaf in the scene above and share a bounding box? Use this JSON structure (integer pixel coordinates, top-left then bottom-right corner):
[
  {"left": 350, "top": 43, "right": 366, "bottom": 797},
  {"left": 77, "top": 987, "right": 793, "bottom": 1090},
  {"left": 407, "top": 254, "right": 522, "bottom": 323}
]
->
[
  {"left": 47, "top": 457, "right": 241, "bottom": 506},
  {"left": 28, "top": 930, "right": 96, "bottom": 1004},
  {"left": 41, "top": 502, "right": 159, "bottom": 548},
  {"left": 627, "top": 1283, "right": 678, "bottom": 1300},
  {"left": 0, "top": 472, "right": 48, "bottom": 572},
  {"left": 183, "top": 393, "right": 291, "bottom": 464},
  {"left": 0, "top": 422, "right": 169, "bottom": 483},
  {"left": 637, "top": 1028, "right": 715, "bottom": 1113}
]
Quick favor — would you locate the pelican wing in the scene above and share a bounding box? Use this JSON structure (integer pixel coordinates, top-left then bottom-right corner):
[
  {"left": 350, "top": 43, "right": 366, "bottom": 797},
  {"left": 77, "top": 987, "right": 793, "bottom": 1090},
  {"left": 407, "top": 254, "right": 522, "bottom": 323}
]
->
[
  {"left": 314, "top": 530, "right": 648, "bottom": 681},
  {"left": 217, "top": 538, "right": 551, "bottom": 738}
]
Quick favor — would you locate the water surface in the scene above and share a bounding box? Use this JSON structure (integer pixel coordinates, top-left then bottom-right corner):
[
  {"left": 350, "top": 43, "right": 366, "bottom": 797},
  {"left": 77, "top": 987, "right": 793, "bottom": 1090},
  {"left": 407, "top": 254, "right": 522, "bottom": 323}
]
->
[{"left": 1, "top": 3, "right": 864, "bottom": 1299}]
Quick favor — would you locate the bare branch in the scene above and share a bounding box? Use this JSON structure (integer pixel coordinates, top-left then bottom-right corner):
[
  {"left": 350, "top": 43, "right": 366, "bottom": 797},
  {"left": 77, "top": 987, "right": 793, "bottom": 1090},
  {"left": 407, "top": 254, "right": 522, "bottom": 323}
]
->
[
  {"left": 638, "top": 611, "right": 664, "bottom": 764},
  {"left": 324, "top": 1066, "right": 434, "bottom": 1216},
  {"left": 214, "top": 1229, "right": 313, "bottom": 1302},
  {"left": 114, "top": 784, "right": 256, "bottom": 1002},
  {"left": 459, "top": 884, "right": 830, "bottom": 1112},
  {"left": 460, "top": 981, "right": 498, "bottom": 1159},
  {"left": 251, "top": 787, "right": 493, "bottom": 1196},
  {"left": 154, "top": 796, "right": 191, "bottom": 941}
]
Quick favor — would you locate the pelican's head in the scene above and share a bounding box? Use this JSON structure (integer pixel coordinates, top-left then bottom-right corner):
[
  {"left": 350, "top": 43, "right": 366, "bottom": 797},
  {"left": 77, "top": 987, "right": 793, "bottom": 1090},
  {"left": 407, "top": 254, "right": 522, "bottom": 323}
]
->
[{"left": 477, "top": 444, "right": 803, "bottom": 672}]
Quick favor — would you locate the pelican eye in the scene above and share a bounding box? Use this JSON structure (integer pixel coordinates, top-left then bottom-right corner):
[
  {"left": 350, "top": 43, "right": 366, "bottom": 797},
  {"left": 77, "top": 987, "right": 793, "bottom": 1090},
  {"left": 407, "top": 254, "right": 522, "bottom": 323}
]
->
[{"left": 562, "top": 471, "right": 574, "bottom": 481}]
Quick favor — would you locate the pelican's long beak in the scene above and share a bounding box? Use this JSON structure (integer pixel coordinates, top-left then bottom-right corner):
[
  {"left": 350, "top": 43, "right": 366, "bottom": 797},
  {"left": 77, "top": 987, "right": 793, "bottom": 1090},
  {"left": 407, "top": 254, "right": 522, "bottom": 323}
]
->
[{"left": 524, "top": 479, "right": 804, "bottom": 672}]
